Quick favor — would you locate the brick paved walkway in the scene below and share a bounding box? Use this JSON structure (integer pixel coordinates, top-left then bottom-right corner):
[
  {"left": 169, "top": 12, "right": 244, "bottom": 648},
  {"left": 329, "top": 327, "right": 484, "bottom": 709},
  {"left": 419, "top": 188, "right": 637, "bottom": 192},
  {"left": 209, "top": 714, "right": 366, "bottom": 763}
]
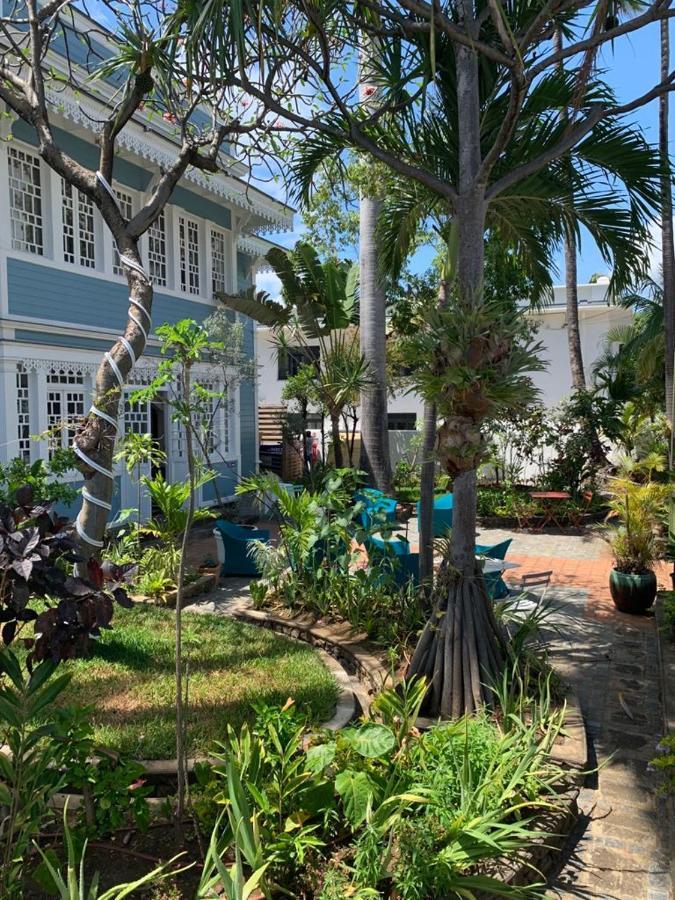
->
[{"left": 472, "top": 528, "right": 673, "bottom": 900}]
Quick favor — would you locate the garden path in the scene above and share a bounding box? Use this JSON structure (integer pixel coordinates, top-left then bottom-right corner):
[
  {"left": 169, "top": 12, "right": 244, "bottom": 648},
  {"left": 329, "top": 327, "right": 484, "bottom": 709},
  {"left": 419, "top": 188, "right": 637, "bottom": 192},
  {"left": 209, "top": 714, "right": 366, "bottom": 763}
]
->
[{"left": 475, "top": 526, "right": 673, "bottom": 900}]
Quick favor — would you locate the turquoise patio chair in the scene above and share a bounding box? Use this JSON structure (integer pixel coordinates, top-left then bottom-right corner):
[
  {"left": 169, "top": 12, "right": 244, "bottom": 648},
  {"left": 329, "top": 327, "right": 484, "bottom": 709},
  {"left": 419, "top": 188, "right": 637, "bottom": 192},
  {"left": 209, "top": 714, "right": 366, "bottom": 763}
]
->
[
  {"left": 366, "top": 534, "right": 419, "bottom": 589},
  {"left": 355, "top": 489, "right": 398, "bottom": 531},
  {"left": 214, "top": 519, "right": 270, "bottom": 577},
  {"left": 416, "top": 492, "right": 454, "bottom": 537},
  {"left": 475, "top": 538, "right": 513, "bottom": 600}
]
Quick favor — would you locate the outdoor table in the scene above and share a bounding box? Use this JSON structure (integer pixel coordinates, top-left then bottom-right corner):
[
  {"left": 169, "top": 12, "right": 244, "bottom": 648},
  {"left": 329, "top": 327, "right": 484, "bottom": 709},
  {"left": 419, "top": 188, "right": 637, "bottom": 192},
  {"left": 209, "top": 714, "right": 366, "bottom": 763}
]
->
[
  {"left": 480, "top": 558, "right": 521, "bottom": 574},
  {"left": 528, "top": 490, "right": 571, "bottom": 530}
]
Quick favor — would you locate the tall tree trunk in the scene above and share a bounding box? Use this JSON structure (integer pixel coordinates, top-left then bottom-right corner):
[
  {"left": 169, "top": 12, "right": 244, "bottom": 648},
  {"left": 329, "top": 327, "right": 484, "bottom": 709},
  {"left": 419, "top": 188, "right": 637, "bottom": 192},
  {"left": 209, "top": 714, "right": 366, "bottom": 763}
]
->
[
  {"left": 555, "top": 27, "right": 585, "bottom": 393},
  {"left": 358, "top": 42, "right": 392, "bottom": 492},
  {"left": 359, "top": 196, "right": 392, "bottom": 491},
  {"left": 418, "top": 273, "right": 449, "bottom": 593},
  {"left": 330, "top": 411, "right": 344, "bottom": 468},
  {"left": 407, "top": 29, "right": 506, "bottom": 718},
  {"left": 565, "top": 230, "right": 586, "bottom": 389},
  {"left": 661, "top": 18, "right": 675, "bottom": 427},
  {"left": 418, "top": 400, "right": 436, "bottom": 593},
  {"left": 74, "top": 247, "right": 152, "bottom": 556}
]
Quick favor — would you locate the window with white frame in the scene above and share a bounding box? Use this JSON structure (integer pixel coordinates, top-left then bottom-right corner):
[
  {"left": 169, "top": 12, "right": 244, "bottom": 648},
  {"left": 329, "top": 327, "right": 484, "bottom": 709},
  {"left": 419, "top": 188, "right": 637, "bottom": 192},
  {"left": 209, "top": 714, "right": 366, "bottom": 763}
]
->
[
  {"left": 210, "top": 229, "right": 227, "bottom": 297},
  {"left": 46, "top": 368, "right": 85, "bottom": 459},
  {"left": 61, "top": 179, "right": 96, "bottom": 268},
  {"left": 200, "top": 382, "right": 223, "bottom": 456},
  {"left": 113, "top": 190, "right": 133, "bottom": 276},
  {"left": 147, "top": 210, "right": 167, "bottom": 287},
  {"left": 8, "top": 146, "right": 44, "bottom": 255},
  {"left": 123, "top": 391, "right": 149, "bottom": 436},
  {"left": 178, "top": 215, "right": 200, "bottom": 295},
  {"left": 16, "top": 365, "right": 31, "bottom": 462}
]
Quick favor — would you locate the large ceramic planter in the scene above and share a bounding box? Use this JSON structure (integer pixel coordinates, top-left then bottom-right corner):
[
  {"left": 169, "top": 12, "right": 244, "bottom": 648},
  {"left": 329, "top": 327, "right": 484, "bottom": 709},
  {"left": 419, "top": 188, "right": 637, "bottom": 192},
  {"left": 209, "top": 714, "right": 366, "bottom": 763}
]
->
[{"left": 609, "top": 568, "right": 657, "bottom": 614}]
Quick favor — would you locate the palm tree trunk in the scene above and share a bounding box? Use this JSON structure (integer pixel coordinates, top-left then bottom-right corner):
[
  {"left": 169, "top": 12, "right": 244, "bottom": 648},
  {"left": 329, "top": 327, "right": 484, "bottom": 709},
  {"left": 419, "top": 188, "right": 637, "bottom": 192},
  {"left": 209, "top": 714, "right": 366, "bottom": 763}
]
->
[
  {"left": 359, "top": 193, "right": 392, "bottom": 491},
  {"left": 565, "top": 230, "right": 586, "bottom": 390},
  {"left": 407, "top": 29, "right": 506, "bottom": 717},
  {"left": 418, "top": 272, "right": 449, "bottom": 593},
  {"left": 330, "top": 411, "right": 344, "bottom": 468},
  {"left": 661, "top": 17, "right": 675, "bottom": 427},
  {"left": 358, "top": 41, "right": 392, "bottom": 493},
  {"left": 418, "top": 400, "right": 436, "bottom": 593}
]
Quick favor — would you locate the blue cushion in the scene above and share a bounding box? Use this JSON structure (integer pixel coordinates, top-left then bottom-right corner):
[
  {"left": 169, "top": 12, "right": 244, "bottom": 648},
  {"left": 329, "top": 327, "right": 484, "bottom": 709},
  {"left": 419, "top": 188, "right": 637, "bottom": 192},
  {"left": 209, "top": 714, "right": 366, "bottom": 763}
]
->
[
  {"left": 475, "top": 539, "right": 512, "bottom": 560},
  {"left": 215, "top": 519, "right": 270, "bottom": 577}
]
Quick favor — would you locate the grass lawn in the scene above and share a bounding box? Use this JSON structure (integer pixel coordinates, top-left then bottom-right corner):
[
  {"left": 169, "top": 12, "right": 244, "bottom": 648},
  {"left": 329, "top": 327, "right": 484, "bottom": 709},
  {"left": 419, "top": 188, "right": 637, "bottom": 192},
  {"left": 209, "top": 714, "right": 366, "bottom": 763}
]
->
[{"left": 52, "top": 605, "right": 340, "bottom": 758}]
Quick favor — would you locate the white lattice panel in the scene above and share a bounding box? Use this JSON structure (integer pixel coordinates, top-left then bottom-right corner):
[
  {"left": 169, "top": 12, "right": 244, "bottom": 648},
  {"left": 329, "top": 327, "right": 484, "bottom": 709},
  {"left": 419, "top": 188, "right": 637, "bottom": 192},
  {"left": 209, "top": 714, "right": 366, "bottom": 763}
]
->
[{"left": 8, "top": 146, "right": 43, "bottom": 255}]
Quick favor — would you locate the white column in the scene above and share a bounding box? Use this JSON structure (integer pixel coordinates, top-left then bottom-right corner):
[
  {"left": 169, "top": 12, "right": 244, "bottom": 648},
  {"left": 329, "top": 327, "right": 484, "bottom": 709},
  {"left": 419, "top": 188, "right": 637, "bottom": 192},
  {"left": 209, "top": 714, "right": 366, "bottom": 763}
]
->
[
  {"left": 0, "top": 358, "right": 19, "bottom": 463},
  {"left": 34, "top": 368, "right": 49, "bottom": 462},
  {"left": 47, "top": 167, "right": 62, "bottom": 262}
]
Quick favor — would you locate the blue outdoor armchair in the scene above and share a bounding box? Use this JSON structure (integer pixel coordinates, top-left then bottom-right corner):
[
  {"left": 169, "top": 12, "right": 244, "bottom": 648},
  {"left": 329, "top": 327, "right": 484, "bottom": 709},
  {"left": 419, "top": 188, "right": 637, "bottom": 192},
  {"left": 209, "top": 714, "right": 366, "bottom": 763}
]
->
[
  {"left": 366, "top": 534, "right": 419, "bottom": 588},
  {"left": 355, "top": 489, "right": 398, "bottom": 531},
  {"left": 416, "top": 492, "right": 454, "bottom": 537},
  {"left": 214, "top": 519, "right": 270, "bottom": 577},
  {"left": 475, "top": 538, "right": 513, "bottom": 600}
]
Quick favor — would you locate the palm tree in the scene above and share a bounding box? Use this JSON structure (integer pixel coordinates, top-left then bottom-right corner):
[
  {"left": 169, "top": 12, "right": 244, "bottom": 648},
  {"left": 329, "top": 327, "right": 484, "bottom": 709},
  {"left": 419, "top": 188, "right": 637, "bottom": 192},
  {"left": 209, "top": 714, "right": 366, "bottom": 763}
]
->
[
  {"left": 359, "top": 47, "right": 392, "bottom": 492},
  {"left": 593, "top": 277, "right": 665, "bottom": 413},
  {"left": 661, "top": 18, "right": 675, "bottom": 426},
  {"left": 332, "top": 53, "right": 659, "bottom": 716}
]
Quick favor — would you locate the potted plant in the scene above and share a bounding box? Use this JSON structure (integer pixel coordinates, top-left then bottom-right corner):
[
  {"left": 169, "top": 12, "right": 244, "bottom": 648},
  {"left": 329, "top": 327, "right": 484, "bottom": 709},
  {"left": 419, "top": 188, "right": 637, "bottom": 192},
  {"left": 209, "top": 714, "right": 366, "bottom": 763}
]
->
[{"left": 605, "top": 476, "right": 669, "bottom": 613}]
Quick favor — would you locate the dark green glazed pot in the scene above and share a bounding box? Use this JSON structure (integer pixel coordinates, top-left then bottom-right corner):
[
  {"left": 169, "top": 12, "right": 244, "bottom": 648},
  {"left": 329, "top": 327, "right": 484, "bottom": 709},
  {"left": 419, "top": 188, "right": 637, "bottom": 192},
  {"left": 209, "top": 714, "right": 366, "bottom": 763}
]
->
[{"left": 609, "top": 568, "right": 657, "bottom": 614}]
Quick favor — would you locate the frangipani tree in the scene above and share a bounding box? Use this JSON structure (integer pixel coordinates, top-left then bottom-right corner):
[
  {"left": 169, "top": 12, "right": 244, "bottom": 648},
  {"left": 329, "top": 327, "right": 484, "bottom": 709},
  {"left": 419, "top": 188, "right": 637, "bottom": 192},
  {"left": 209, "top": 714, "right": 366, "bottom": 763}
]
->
[{"left": 0, "top": 0, "right": 269, "bottom": 556}]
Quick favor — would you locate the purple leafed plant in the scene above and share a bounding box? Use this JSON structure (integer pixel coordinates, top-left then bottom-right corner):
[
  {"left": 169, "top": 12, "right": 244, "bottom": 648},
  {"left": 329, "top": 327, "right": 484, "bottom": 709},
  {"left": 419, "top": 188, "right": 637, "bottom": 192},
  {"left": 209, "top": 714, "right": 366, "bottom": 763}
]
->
[{"left": 0, "top": 484, "right": 135, "bottom": 664}]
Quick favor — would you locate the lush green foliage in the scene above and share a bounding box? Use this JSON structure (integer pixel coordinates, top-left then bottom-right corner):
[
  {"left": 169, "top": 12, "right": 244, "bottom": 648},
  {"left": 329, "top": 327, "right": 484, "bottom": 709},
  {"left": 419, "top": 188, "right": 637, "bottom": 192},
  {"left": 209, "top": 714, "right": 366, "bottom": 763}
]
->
[
  {"left": 649, "top": 734, "right": 675, "bottom": 796},
  {"left": 0, "top": 451, "right": 79, "bottom": 508},
  {"left": 193, "top": 680, "right": 566, "bottom": 898},
  {"left": 141, "top": 472, "right": 213, "bottom": 545},
  {"left": 238, "top": 473, "right": 424, "bottom": 651},
  {"left": 605, "top": 476, "right": 669, "bottom": 573}
]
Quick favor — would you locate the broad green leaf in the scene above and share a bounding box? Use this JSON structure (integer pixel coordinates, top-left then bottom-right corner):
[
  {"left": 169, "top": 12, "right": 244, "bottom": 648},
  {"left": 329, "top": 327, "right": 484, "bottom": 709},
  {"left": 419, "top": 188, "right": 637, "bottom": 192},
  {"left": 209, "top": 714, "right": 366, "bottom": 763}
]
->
[
  {"left": 335, "top": 769, "right": 375, "bottom": 828},
  {"left": 305, "top": 742, "right": 336, "bottom": 774},
  {"left": 346, "top": 724, "right": 396, "bottom": 759}
]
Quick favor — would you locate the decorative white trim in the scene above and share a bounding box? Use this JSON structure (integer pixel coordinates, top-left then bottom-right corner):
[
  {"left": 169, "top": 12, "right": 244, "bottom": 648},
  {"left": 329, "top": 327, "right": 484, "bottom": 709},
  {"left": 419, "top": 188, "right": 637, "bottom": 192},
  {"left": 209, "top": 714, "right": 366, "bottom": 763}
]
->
[
  {"left": 45, "top": 87, "right": 293, "bottom": 233},
  {"left": 236, "top": 234, "right": 278, "bottom": 272}
]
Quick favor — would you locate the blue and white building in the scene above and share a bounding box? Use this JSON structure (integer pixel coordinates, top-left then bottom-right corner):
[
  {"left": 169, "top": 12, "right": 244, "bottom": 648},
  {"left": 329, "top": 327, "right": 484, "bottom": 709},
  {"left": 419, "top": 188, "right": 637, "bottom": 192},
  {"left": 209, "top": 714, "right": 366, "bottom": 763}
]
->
[{"left": 0, "top": 34, "right": 292, "bottom": 518}]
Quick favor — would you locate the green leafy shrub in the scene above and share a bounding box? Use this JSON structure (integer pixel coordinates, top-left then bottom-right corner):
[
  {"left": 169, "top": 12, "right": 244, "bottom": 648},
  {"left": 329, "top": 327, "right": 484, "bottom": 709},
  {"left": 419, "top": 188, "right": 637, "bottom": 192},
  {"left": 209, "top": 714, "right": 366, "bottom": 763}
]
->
[
  {"left": 649, "top": 733, "right": 675, "bottom": 794},
  {"left": 239, "top": 472, "right": 425, "bottom": 650},
  {"left": 0, "top": 450, "right": 78, "bottom": 507},
  {"left": 605, "top": 476, "right": 669, "bottom": 573},
  {"left": 197, "top": 679, "right": 567, "bottom": 899},
  {"left": 136, "top": 545, "right": 182, "bottom": 600},
  {"left": 49, "top": 705, "right": 152, "bottom": 839}
]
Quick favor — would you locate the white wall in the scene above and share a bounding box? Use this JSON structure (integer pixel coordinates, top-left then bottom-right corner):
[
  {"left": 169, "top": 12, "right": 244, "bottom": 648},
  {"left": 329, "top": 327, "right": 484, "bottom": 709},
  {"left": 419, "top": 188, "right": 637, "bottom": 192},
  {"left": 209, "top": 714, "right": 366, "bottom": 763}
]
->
[{"left": 256, "top": 282, "right": 633, "bottom": 428}]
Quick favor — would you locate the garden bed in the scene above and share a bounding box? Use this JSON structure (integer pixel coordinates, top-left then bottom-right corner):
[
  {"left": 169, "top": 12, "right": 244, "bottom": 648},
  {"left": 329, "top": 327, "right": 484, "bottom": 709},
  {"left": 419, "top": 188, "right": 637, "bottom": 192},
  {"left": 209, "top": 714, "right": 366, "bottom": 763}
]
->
[
  {"left": 47, "top": 605, "right": 341, "bottom": 758},
  {"left": 131, "top": 571, "right": 218, "bottom": 608}
]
